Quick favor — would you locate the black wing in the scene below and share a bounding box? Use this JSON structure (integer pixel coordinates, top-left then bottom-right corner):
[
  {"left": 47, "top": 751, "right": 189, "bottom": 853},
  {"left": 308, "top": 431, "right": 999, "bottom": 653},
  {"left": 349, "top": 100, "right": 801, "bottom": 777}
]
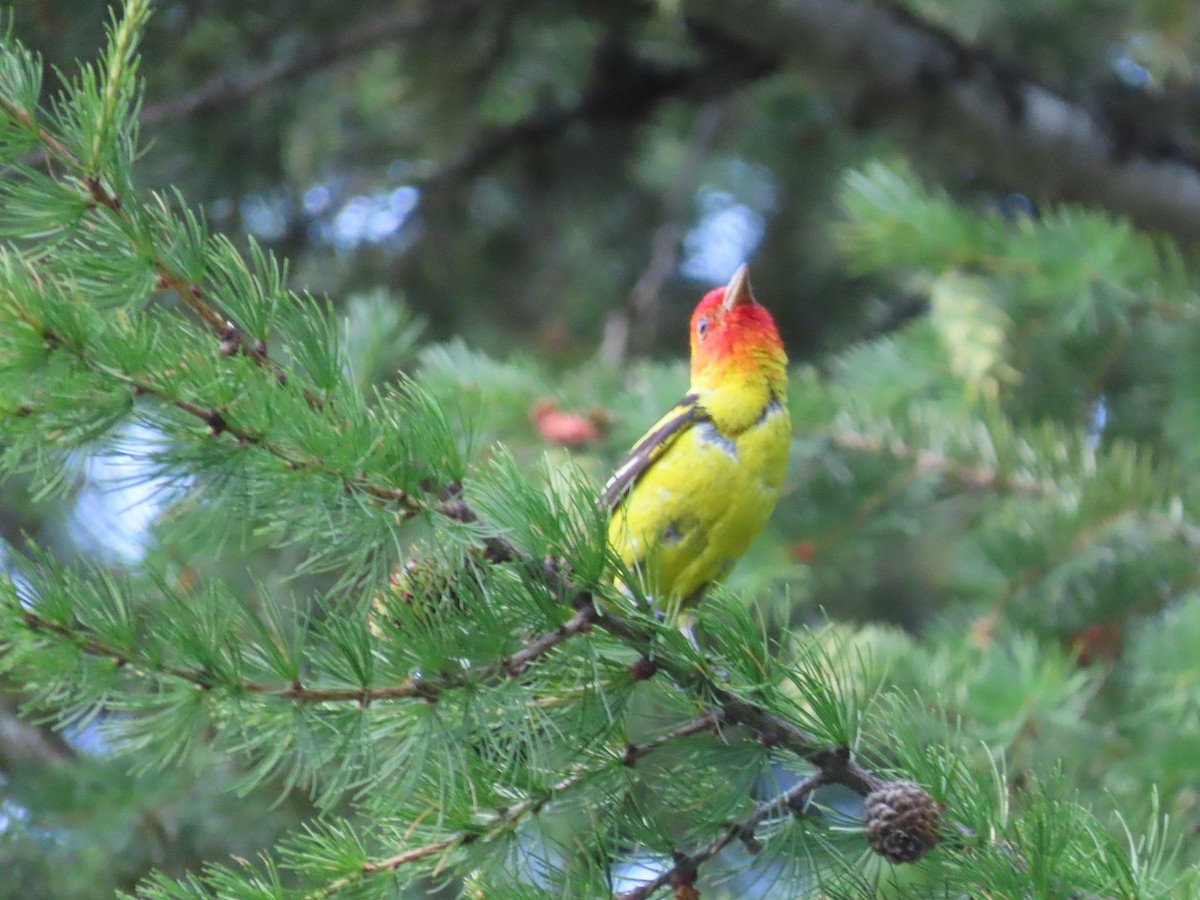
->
[{"left": 600, "top": 393, "right": 702, "bottom": 513}]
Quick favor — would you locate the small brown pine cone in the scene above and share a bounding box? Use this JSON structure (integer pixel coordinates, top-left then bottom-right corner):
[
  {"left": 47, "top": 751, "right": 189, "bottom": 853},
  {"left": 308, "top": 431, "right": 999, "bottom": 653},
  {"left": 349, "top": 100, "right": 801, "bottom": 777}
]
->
[{"left": 862, "top": 780, "right": 941, "bottom": 864}]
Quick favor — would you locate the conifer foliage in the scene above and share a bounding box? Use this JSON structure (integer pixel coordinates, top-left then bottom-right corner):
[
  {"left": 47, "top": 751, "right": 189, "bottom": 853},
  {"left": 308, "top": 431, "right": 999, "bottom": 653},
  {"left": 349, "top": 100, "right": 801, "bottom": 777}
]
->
[{"left": 1, "top": 2, "right": 1199, "bottom": 897}]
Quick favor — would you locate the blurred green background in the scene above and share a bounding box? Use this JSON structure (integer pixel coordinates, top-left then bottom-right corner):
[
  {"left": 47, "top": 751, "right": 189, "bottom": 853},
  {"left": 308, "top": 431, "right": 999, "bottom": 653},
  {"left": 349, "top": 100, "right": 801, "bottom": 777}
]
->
[{"left": 7, "top": 0, "right": 1200, "bottom": 895}]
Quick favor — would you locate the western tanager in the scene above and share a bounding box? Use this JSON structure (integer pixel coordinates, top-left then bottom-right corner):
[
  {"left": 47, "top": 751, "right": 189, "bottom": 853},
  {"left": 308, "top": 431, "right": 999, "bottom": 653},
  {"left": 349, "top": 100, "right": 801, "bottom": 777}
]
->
[{"left": 603, "top": 265, "right": 789, "bottom": 612}]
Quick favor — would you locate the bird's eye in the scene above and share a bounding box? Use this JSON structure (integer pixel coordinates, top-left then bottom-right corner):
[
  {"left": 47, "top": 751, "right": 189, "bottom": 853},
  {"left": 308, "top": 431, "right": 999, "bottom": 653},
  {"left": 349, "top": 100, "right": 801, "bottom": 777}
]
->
[{"left": 697, "top": 317, "right": 709, "bottom": 339}]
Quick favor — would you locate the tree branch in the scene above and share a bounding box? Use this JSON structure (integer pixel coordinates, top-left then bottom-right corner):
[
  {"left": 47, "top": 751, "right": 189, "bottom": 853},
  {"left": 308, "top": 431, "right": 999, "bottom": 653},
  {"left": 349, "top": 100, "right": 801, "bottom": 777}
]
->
[
  {"left": 16, "top": 314, "right": 424, "bottom": 517},
  {"left": 596, "top": 612, "right": 882, "bottom": 794},
  {"left": 14, "top": 603, "right": 596, "bottom": 706},
  {"left": 316, "top": 713, "right": 723, "bottom": 897},
  {"left": 476, "top": 541, "right": 884, "bottom": 795},
  {"left": 831, "top": 426, "right": 1200, "bottom": 547},
  {"left": 616, "top": 769, "right": 829, "bottom": 900},
  {"left": 424, "top": 32, "right": 777, "bottom": 191},
  {"left": 139, "top": 3, "right": 467, "bottom": 126},
  {"left": 0, "top": 691, "right": 76, "bottom": 770},
  {"left": 683, "top": 0, "right": 1200, "bottom": 243},
  {"left": 0, "top": 97, "right": 325, "bottom": 404}
]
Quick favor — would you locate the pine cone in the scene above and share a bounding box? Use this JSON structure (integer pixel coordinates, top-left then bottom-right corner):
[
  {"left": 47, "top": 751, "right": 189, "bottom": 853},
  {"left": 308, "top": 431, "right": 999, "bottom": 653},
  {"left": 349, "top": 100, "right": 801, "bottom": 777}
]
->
[
  {"left": 862, "top": 780, "right": 941, "bottom": 864},
  {"left": 369, "top": 545, "right": 474, "bottom": 637}
]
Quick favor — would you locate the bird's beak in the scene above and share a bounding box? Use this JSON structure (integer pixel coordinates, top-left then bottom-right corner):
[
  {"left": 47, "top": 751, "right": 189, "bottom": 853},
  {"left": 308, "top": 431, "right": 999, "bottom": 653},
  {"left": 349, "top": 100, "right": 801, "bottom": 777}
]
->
[{"left": 721, "top": 264, "right": 755, "bottom": 312}]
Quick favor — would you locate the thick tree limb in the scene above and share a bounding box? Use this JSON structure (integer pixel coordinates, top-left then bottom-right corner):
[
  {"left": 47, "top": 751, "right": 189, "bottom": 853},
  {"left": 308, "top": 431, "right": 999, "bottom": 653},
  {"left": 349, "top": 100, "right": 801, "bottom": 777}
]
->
[
  {"left": 140, "top": 4, "right": 466, "bottom": 126},
  {"left": 0, "top": 692, "right": 75, "bottom": 769},
  {"left": 683, "top": 0, "right": 1200, "bottom": 242}
]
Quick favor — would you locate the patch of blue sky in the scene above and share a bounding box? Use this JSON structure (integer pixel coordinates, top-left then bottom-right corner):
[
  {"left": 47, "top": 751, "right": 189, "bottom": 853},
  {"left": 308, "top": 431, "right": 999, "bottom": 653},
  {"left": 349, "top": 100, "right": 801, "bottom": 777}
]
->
[
  {"left": 67, "top": 422, "right": 183, "bottom": 565},
  {"left": 1109, "top": 42, "right": 1152, "bottom": 89},
  {"left": 610, "top": 854, "right": 669, "bottom": 895},
  {"left": 0, "top": 795, "right": 28, "bottom": 835},
  {"left": 0, "top": 795, "right": 71, "bottom": 846},
  {"left": 302, "top": 182, "right": 333, "bottom": 216},
  {"left": 1087, "top": 394, "right": 1108, "bottom": 448},
  {"left": 681, "top": 160, "right": 777, "bottom": 283},
  {"left": 328, "top": 184, "right": 419, "bottom": 253},
  {"left": 239, "top": 190, "right": 290, "bottom": 241}
]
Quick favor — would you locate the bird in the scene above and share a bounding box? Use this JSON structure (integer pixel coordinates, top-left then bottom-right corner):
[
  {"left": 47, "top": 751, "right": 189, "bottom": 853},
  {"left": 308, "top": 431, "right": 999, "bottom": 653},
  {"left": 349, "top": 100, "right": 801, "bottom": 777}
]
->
[{"left": 602, "top": 264, "right": 790, "bottom": 618}]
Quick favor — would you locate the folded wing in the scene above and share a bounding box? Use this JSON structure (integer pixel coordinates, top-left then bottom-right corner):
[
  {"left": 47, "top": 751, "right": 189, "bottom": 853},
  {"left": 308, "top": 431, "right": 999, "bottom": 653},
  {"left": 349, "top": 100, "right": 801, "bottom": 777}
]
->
[{"left": 600, "top": 394, "right": 702, "bottom": 513}]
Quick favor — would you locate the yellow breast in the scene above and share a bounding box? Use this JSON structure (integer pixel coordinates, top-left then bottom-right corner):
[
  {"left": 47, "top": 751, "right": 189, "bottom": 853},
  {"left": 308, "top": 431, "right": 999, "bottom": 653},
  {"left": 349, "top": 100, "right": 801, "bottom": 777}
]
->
[{"left": 608, "top": 390, "right": 790, "bottom": 606}]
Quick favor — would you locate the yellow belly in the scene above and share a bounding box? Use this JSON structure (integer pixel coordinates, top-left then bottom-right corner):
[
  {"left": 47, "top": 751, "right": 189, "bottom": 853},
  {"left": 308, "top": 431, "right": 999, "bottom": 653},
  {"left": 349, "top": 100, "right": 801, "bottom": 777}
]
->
[{"left": 607, "top": 403, "right": 790, "bottom": 606}]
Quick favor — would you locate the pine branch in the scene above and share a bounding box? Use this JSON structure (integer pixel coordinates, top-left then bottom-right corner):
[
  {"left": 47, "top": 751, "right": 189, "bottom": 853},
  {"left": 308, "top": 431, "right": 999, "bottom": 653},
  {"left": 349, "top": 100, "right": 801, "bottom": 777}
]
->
[
  {"left": 15, "top": 311, "right": 424, "bottom": 516},
  {"left": 317, "top": 713, "right": 722, "bottom": 897},
  {"left": 16, "top": 603, "right": 596, "bottom": 705},
  {"left": 1, "top": 94, "right": 313, "bottom": 411},
  {"left": 831, "top": 424, "right": 1200, "bottom": 544},
  {"left": 9, "top": 486, "right": 889, "bottom": 894},
  {"left": 149, "top": 264, "right": 274, "bottom": 372},
  {"left": 459, "top": 526, "right": 884, "bottom": 794},
  {"left": 0, "top": 96, "right": 80, "bottom": 172},
  {"left": 13, "top": 503, "right": 885, "bottom": 792},
  {"left": 17, "top": 608, "right": 206, "bottom": 687},
  {"left": 992, "top": 507, "right": 1200, "bottom": 613},
  {"left": 606, "top": 611, "right": 882, "bottom": 794},
  {"left": 616, "top": 769, "right": 829, "bottom": 900}
]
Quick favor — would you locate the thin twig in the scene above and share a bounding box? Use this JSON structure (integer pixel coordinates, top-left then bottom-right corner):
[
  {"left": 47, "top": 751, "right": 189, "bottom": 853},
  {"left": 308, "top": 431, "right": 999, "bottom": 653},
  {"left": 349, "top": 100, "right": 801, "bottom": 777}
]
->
[
  {"left": 18, "top": 609, "right": 229, "bottom": 690},
  {"left": 317, "top": 713, "right": 722, "bottom": 897},
  {"left": 0, "top": 97, "right": 81, "bottom": 170},
  {"left": 1, "top": 95, "right": 322, "bottom": 404},
  {"left": 15, "top": 604, "right": 596, "bottom": 706},
  {"left": 597, "top": 612, "right": 882, "bottom": 793},
  {"left": 151, "top": 266, "right": 269, "bottom": 368},
  {"left": 18, "top": 315, "right": 422, "bottom": 516},
  {"left": 616, "top": 769, "right": 830, "bottom": 900}
]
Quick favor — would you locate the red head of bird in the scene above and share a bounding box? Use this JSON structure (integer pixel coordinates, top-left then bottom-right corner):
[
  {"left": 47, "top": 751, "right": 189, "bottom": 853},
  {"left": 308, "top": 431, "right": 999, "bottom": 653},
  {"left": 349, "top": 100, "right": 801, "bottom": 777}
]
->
[{"left": 688, "top": 264, "right": 786, "bottom": 391}]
